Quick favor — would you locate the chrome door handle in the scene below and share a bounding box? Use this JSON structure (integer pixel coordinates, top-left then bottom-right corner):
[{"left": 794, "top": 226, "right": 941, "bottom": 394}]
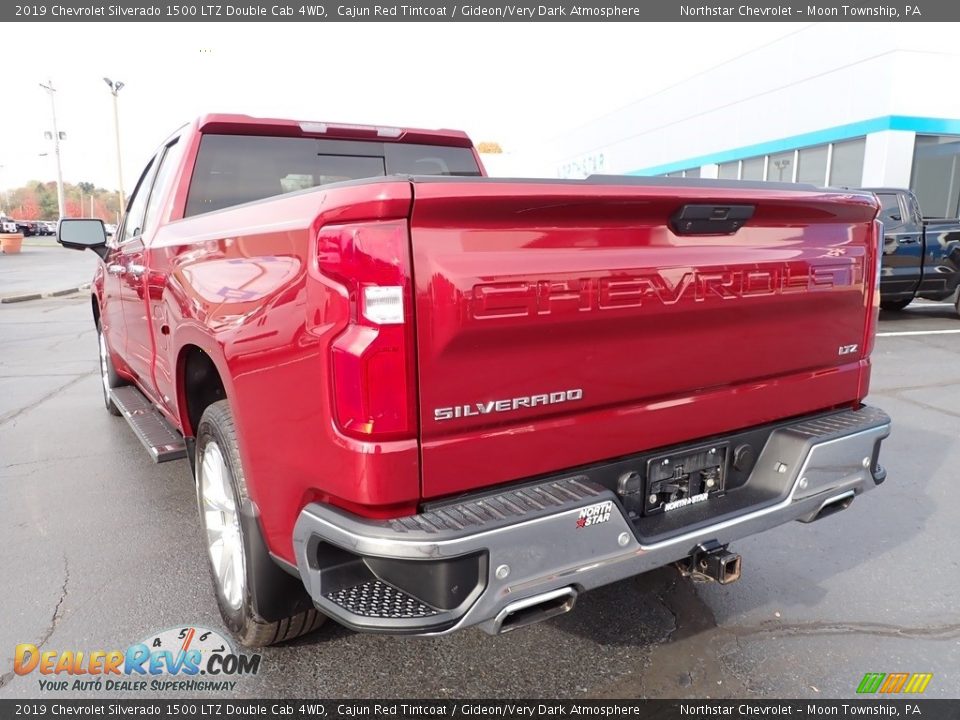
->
[
  {"left": 107, "top": 264, "right": 126, "bottom": 275},
  {"left": 127, "top": 264, "right": 147, "bottom": 277},
  {"left": 896, "top": 236, "right": 919, "bottom": 244}
]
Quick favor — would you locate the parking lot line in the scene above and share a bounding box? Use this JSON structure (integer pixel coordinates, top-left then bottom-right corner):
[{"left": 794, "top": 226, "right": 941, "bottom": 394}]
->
[{"left": 876, "top": 329, "right": 960, "bottom": 337}]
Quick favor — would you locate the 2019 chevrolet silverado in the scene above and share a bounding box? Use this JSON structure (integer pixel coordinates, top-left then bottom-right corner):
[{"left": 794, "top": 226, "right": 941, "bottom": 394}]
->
[
  {"left": 58, "top": 114, "right": 891, "bottom": 646},
  {"left": 866, "top": 187, "right": 960, "bottom": 314}
]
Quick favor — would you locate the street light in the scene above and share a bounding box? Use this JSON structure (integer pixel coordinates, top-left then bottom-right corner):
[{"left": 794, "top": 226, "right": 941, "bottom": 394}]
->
[
  {"left": 103, "top": 77, "right": 126, "bottom": 210},
  {"left": 773, "top": 158, "right": 791, "bottom": 182},
  {"left": 39, "top": 80, "right": 66, "bottom": 218}
]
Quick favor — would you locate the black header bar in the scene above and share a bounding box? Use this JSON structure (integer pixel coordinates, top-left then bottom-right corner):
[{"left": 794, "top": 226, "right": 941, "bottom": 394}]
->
[
  {"left": 1, "top": 700, "right": 959, "bottom": 720},
  {"left": 3, "top": 0, "right": 956, "bottom": 22}
]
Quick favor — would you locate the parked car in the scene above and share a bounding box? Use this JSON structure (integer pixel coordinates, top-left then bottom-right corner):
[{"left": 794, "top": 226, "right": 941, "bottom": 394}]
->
[
  {"left": 863, "top": 187, "right": 960, "bottom": 314},
  {"left": 15, "top": 220, "right": 38, "bottom": 236},
  {"left": 0, "top": 217, "right": 18, "bottom": 234},
  {"left": 42, "top": 221, "right": 58, "bottom": 235},
  {"left": 103, "top": 223, "right": 116, "bottom": 236},
  {"left": 58, "top": 114, "right": 891, "bottom": 647}
]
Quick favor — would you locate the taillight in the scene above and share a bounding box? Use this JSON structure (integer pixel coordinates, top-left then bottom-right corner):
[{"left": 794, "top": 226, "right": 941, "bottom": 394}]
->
[{"left": 317, "top": 219, "right": 416, "bottom": 440}]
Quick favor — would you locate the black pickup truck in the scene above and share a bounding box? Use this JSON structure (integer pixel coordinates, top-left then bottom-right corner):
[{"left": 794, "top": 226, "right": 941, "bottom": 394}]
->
[{"left": 865, "top": 187, "right": 960, "bottom": 314}]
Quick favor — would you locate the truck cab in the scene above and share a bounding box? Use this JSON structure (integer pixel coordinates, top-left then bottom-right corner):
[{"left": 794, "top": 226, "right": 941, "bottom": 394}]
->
[{"left": 867, "top": 187, "right": 960, "bottom": 313}]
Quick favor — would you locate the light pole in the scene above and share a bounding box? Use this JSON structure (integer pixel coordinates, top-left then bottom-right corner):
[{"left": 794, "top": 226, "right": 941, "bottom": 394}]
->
[
  {"left": 39, "top": 80, "right": 66, "bottom": 218},
  {"left": 773, "top": 159, "right": 791, "bottom": 182},
  {"left": 103, "top": 78, "right": 126, "bottom": 210}
]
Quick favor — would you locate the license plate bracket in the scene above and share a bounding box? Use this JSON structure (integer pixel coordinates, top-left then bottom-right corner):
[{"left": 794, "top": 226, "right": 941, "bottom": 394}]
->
[{"left": 644, "top": 444, "right": 728, "bottom": 515}]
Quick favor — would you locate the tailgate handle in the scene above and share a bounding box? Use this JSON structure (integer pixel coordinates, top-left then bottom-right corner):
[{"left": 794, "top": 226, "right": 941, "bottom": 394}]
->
[{"left": 670, "top": 204, "right": 755, "bottom": 236}]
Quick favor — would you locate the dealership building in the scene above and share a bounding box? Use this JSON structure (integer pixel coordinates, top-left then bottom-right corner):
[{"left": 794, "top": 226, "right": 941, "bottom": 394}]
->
[{"left": 542, "top": 25, "right": 960, "bottom": 218}]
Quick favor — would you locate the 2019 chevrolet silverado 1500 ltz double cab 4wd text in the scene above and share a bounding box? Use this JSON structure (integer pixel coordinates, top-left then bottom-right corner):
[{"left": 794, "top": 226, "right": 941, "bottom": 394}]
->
[{"left": 58, "top": 115, "right": 890, "bottom": 646}]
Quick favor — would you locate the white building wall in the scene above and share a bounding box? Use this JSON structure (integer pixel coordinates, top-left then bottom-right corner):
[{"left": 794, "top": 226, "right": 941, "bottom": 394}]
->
[
  {"left": 862, "top": 131, "right": 916, "bottom": 187},
  {"left": 540, "top": 25, "right": 960, "bottom": 181},
  {"left": 478, "top": 151, "right": 549, "bottom": 178}
]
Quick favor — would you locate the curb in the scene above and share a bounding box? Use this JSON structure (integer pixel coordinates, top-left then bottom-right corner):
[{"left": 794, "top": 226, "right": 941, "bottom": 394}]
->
[{"left": 1, "top": 283, "right": 91, "bottom": 304}]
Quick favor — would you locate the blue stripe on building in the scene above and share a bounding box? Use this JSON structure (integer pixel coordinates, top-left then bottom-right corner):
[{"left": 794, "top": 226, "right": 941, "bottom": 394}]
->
[{"left": 628, "top": 115, "right": 960, "bottom": 176}]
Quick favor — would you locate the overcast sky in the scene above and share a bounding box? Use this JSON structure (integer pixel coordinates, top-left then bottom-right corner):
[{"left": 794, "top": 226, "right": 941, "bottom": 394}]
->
[{"left": 2, "top": 22, "right": 812, "bottom": 192}]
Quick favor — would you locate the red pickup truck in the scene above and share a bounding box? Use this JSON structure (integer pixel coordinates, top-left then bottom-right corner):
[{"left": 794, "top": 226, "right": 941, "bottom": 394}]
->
[{"left": 58, "top": 114, "right": 891, "bottom": 646}]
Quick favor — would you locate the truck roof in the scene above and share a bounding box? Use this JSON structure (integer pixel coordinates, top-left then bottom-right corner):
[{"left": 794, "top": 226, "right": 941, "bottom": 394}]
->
[{"left": 195, "top": 113, "right": 474, "bottom": 148}]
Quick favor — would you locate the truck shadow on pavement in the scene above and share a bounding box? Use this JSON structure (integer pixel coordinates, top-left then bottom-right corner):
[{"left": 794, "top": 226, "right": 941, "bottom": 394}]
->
[
  {"left": 879, "top": 305, "right": 958, "bottom": 323},
  {"left": 268, "top": 569, "right": 678, "bottom": 698}
]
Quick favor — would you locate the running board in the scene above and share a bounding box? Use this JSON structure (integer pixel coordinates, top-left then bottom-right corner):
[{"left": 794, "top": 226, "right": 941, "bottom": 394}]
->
[{"left": 110, "top": 386, "right": 187, "bottom": 463}]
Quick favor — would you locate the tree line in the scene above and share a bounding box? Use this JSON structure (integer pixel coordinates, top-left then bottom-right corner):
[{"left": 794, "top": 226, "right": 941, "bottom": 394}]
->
[{"left": 2, "top": 181, "right": 122, "bottom": 222}]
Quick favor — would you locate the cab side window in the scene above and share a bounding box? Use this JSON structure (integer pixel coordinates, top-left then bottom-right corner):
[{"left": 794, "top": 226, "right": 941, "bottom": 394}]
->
[
  {"left": 878, "top": 194, "right": 902, "bottom": 225},
  {"left": 141, "top": 139, "right": 183, "bottom": 239},
  {"left": 118, "top": 157, "right": 158, "bottom": 244}
]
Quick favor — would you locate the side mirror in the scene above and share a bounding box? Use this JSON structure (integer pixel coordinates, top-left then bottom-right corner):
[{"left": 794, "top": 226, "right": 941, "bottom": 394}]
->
[{"left": 58, "top": 219, "right": 108, "bottom": 258}]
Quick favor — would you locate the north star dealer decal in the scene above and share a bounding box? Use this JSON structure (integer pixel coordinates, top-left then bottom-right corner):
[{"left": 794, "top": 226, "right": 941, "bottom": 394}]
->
[
  {"left": 663, "top": 492, "right": 709, "bottom": 512},
  {"left": 576, "top": 501, "right": 613, "bottom": 528}
]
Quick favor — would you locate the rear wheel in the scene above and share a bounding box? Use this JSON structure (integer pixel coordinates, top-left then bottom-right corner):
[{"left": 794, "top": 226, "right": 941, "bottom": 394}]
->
[
  {"left": 195, "top": 400, "right": 326, "bottom": 646},
  {"left": 880, "top": 299, "right": 912, "bottom": 312},
  {"left": 97, "top": 322, "right": 125, "bottom": 416}
]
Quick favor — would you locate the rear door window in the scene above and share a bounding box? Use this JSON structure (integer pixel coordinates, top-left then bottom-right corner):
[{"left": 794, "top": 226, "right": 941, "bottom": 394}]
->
[
  {"left": 185, "top": 134, "right": 481, "bottom": 217},
  {"left": 877, "top": 193, "right": 904, "bottom": 226}
]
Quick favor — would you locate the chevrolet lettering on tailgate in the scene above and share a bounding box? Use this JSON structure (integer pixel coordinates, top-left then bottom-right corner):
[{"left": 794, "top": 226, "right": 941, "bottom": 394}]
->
[{"left": 470, "top": 261, "right": 863, "bottom": 320}]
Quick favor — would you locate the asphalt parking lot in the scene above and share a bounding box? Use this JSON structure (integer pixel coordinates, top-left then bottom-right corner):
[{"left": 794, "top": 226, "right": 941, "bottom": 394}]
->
[{"left": 1, "top": 296, "right": 958, "bottom": 700}]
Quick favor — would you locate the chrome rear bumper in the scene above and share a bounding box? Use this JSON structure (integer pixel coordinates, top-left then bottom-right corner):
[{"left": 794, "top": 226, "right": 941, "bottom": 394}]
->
[{"left": 292, "top": 405, "right": 890, "bottom": 635}]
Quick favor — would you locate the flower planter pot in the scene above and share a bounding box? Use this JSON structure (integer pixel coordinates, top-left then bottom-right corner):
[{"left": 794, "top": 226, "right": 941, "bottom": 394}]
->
[{"left": 0, "top": 233, "right": 23, "bottom": 254}]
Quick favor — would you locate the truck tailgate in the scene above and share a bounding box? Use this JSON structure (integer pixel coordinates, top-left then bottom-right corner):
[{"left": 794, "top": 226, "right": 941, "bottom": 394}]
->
[{"left": 408, "top": 179, "right": 879, "bottom": 499}]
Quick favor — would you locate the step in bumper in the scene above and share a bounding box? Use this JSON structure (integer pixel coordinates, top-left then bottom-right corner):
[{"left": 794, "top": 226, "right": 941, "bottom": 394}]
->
[{"left": 292, "top": 405, "right": 890, "bottom": 635}]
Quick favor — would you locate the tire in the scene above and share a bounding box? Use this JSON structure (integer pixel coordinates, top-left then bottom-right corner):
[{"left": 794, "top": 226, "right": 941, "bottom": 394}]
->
[
  {"left": 880, "top": 299, "right": 912, "bottom": 312},
  {"left": 195, "top": 400, "right": 326, "bottom": 647},
  {"left": 97, "top": 322, "right": 126, "bottom": 416}
]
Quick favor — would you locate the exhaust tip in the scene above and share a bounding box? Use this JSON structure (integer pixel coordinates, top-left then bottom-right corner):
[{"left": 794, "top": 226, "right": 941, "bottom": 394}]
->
[
  {"left": 816, "top": 491, "right": 855, "bottom": 520},
  {"left": 799, "top": 490, "right": 855, "bottom": 523},
  {"left": 494, "top": 587, "right": 577, "bottom": 634}
]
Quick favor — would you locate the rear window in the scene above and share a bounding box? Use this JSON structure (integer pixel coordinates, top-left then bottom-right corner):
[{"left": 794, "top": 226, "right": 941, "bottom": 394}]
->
[
  {"left": 185, "top": 134, "right": 481, "bottom": 217},
  {"left": 878, "top": 193, "right": 899, "bottom": 214},
  {"left": 877, "top": 193, "right": 903, "bottom": 223}
]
